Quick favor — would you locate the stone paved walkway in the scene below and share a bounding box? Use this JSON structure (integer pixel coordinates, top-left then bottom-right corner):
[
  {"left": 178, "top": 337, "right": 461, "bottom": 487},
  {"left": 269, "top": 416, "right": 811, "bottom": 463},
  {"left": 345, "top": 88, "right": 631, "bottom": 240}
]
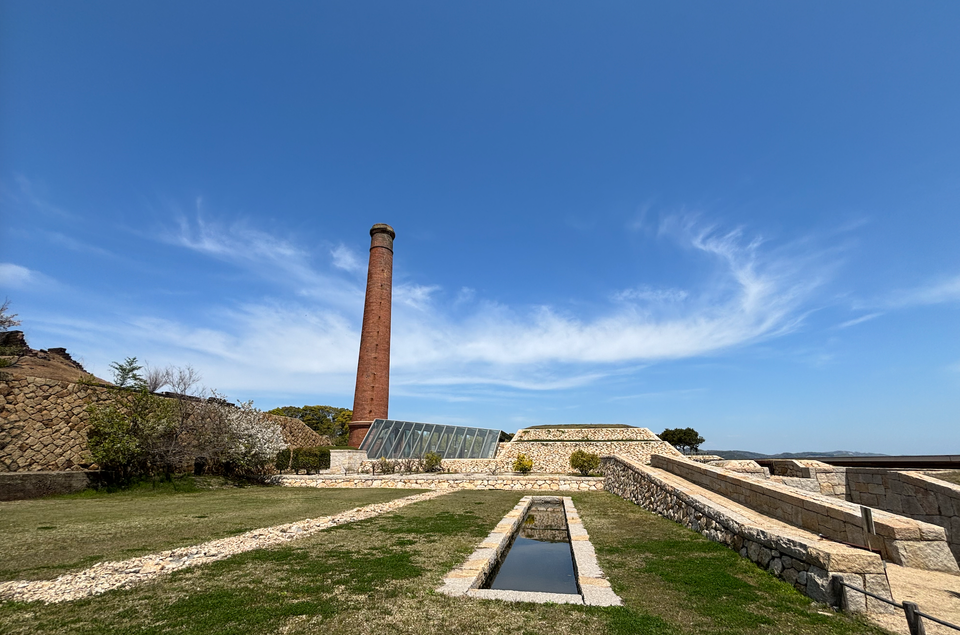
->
[
  {"left": 866, "top": 564, "right": 960, "bottom": 635},
  {"left": 0, "top": 489, "right": 450, "bottom": 604}
]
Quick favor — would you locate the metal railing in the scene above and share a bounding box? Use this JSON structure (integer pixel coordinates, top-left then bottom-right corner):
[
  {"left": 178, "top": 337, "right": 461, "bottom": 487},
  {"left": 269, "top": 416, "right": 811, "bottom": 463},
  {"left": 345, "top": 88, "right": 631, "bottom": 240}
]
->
[{"left": 832, "top": 576, "right": 960, "bottom": 635}]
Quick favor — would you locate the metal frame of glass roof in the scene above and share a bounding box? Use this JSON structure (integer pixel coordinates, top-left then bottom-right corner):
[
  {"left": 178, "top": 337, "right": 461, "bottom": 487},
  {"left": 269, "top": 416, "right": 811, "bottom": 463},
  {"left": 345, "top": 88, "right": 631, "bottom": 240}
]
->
[{"left": 358, "top": 419, "right": 505, "bottom": 460}]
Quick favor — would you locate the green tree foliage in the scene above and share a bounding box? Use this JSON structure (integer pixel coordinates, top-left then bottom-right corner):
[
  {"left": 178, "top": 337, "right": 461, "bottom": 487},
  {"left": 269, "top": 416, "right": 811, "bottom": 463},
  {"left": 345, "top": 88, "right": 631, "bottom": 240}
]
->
[
  {"left": 659, "top": 427, "right": 706, "bottom": 454},
  {"left": 569, "top": 449, "right": 601, "bottom": 476},
  {"left": 110, "top": 357, "right": 145, "bottom": 388},
  {"left": 87, "top": 389, "right": 176, "bottom": 480},
  {"left": 267, "top": 405, "right": 353, "bottom": 444},
  {"left": 87, "top": 386, "right": 286, "bottom": 482}
]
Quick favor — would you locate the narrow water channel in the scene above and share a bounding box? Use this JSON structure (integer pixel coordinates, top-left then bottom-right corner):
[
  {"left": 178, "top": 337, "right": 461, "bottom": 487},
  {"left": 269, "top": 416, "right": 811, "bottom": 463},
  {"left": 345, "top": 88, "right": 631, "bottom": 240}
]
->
[{"left": 484, "top": 499, "right": 579, "bottom": 594}]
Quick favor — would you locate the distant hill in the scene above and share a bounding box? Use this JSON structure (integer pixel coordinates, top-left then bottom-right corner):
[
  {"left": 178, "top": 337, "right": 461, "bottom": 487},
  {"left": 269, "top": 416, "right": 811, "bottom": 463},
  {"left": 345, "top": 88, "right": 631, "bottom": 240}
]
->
[{"left": 706, "top": 450, "right": 887, "bottom": 460}]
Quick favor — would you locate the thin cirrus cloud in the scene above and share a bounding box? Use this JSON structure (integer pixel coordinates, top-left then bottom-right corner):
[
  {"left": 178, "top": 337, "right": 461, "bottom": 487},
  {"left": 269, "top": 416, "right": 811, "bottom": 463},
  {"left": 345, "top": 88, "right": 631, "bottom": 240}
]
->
[
  {"left": 0, "top": 263, "right": 53, "bottom": 289},
  {"left": 887, "top": 274, "right": 960, "bottom": 308},
  {"left": 160, "top": 212, "right": 831, "bottom": 392}
]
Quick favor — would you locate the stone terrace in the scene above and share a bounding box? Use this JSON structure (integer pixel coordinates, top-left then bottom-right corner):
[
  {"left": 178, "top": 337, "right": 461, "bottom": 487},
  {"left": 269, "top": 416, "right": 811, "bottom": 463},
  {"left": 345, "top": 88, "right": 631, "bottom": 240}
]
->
[{"left": 651, "top": 454, "right": 958, "bottom": 573}]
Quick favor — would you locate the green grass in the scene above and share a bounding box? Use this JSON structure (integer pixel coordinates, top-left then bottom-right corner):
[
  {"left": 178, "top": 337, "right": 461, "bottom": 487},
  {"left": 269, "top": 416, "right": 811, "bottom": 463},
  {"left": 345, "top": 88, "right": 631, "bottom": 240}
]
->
[
  {"left": 0, "top": 479, "right": 415, "bottom": 581},
  {"left": 0, "top": 489, "right": 893, "bottom": 635}
]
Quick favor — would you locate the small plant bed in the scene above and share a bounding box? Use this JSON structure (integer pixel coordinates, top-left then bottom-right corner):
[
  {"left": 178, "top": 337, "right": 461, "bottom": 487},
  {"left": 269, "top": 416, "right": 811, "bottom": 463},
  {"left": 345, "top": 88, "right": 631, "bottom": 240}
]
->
[
  {"left": 0, "top": 481, "right": 413, "bottom": 582},
  {"left": 0, "top": 490, "right": 891, "bottom": 635}
]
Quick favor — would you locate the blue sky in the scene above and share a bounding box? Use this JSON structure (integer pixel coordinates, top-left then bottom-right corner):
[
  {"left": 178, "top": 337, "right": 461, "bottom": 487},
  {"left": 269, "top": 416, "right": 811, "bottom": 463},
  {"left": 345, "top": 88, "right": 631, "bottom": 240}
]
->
[{"left": 2, "top": 1, "right": 958, "bottom": 454}]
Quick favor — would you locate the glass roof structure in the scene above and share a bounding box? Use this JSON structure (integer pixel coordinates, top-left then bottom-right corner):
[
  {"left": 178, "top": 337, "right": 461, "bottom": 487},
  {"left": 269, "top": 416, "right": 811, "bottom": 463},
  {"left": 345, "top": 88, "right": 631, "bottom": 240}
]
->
[{"left": 358, "top": 419, "right": 506, "bottom": 460}]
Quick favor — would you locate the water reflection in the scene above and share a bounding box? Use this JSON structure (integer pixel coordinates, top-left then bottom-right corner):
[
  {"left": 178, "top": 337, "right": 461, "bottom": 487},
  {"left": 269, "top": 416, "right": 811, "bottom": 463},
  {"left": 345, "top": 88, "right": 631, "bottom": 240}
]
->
[{"left": 485, "top": 500, "right": 578, "bottom": 594}]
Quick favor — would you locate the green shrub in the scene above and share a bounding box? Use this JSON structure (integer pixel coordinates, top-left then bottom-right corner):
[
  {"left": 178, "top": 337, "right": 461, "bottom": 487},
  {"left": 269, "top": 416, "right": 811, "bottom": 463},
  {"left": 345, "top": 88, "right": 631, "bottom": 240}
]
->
[
  {"left": 512, "top": 453, "right": 533, "bottom": 474},
  {"left": 422, "top": 452, "right": 443, "bottom": 473},
  {"left": 377, "top": 457, "right": 396, "bottom": 474},
  {"left": 287, "top": 447, "right": 331, "bottom": 474},
  {"left": 275, "top": 448, "right": 291, "bottom": 473},
  {"left": 569, "top": 449, "right": 600, "bottom": 476}
]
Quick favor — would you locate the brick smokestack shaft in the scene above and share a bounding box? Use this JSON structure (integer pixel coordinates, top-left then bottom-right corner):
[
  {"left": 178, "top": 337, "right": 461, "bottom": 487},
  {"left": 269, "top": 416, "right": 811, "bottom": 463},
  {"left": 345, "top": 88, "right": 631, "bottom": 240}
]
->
[{"left": 348, "top": 223, "right": 395, "bottom": 447}]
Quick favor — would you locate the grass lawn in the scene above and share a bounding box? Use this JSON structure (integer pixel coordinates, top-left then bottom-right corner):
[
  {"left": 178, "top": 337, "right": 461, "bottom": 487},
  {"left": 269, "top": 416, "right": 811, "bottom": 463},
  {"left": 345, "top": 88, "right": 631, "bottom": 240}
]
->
[
  {"left": 0, "top": 487, "right": 893, "bottom": 634},
  {"left": 0, "top": 478, "right": 415, "bottom": 582}
]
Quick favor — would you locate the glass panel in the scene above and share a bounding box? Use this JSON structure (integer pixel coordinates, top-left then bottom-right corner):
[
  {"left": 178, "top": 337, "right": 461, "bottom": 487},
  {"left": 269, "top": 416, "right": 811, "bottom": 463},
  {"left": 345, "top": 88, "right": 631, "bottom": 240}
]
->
[
  {"left": 462, "top": 428, "right": 480, "bottom": 458},
  {"left": 479, "top": 430, "right": 499, "bottom": 458},
  {"left": 363, "top": 420, "right": 505, "bottom": 459},
  {"left": 370, "top": 420, "right": 398, "bottom": 459},
  {"left": 361, "top": 419, "right": 389, "bottom": 457},
  {"left": 384, "top": 421, "right": 412, "bottom": 458},
  {"left": 400, "top": 422, "right": 425, "bottom": 457},
  {"left": 449, "top": 428, "right": 467, "bottom": 459}
]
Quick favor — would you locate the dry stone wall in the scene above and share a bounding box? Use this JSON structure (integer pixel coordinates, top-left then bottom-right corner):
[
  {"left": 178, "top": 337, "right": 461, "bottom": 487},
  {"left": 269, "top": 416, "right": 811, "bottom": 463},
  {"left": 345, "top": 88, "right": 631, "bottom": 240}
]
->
[
  {"left": 0, "top": 375, "right": 315, "bottom": 473},
  {"left": 274, "top": 472, "right": 603, "bottom": 491},
  {"left": 602, "top": 455, "right": 895, "bottom": 613},
  {"left": 0, "top": 376, "right": 111, "bottom": 471},
  {"left": 846, "top": 468, "right": 960, "bottom": 564},
  {"left": 765, "top": 459, "right": 847, "bottom": 498},
  {"left": 651, "top": 454, "right": 959, "bottom": 573}
]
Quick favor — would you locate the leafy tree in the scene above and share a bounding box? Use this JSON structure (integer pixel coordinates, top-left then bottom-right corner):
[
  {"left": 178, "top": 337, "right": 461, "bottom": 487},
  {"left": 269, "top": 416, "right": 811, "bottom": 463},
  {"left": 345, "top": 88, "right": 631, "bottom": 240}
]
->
[
  {"left": 110, "top": 357, "right": 145, "bottom": 388},
  {"left": 267, "top": 404, "right": 353, "bottom": 444},
  {"left": 660, "top": 427, "right": 706, "bottom": 454},
  {"left": 87, "top": 389, "right": 176, "bottom": 481}
]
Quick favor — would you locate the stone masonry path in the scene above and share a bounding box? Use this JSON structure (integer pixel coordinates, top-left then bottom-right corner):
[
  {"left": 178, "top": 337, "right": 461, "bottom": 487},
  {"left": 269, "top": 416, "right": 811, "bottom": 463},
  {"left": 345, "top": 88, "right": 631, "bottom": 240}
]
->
[
  {"left": 865, "top": 564, "right": 960, "bottom": 635},
  {"left": 0, "top": 489, "right": 450, "bottom": 604}
]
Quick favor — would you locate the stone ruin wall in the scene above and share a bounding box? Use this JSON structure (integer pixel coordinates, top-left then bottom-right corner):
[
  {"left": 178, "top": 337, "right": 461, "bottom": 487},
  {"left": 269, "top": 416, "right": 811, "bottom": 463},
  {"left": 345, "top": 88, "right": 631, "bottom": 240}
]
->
[{"left": 0, "top": 375, "right": 321, "bottom": 473}]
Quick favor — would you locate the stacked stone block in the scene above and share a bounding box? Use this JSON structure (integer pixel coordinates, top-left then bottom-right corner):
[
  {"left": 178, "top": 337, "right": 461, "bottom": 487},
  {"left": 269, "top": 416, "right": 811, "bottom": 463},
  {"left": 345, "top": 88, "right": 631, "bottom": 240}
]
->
[
  {"left": 602, "top": 455, "right": 896, "bottom": 613},
  {"left": 846, "top": 468, "right": 960, "bottom": 564},
  {"left": 651, "top": 454, "right": 959, "bottom": 573},
  {"left": 0, "top": 376, "right": 316, "bottom": 474}
]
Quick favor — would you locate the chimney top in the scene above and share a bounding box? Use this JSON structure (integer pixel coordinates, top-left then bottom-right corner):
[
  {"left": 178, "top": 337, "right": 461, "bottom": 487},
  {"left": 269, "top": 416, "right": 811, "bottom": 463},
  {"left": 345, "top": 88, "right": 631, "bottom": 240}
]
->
[{"left": 370, "top": 224, "right": 395, "bottom": 239}]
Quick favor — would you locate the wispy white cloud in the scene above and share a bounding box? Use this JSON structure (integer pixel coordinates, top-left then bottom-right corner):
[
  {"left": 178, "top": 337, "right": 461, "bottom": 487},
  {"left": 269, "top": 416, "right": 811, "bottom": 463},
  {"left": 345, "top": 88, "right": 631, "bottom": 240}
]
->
[
  {"left": 105, "top": 210, "right": 834, "bottom": 394},
  {"left": 0, "top": 263, "right": 53, "bottom": 289},
  {"left": 887, "top": 274, "right": 960, "bottom": 308},
  {"left": 836, "top": 312, "right": 883, "bottom": 329},
  {"left": 613, "top": 285, "right": 688, "bottom": 304},
  {"left": 1, "top": 175, "right": 74, "bottom": 220},
  {"left": 169, "top": 211, "right": 363, "bottom": 308},
  {"left": 608, "top": 388, "right": 706, "bottom": 401},
  {"left": 331, "top": 244, "right": 363, "bottom": 273},
  {"left": 394, "top": 284, "right": 440, "bottom": 310},
  {"left": 44, "top": 232, "right": 117, "bottom": 258}
]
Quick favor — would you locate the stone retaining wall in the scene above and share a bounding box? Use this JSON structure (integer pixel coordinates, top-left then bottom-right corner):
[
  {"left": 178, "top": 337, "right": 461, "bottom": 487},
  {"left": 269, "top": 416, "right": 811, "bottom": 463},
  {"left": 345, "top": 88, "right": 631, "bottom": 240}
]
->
[
  {"left": 602, "top": 455, "right": 895, "bottom": 613},
  {"left": 273, "top": 472, "right": 604, "bottom": 491},
  {"left": 0, "top": 376, "right": 317, "bottom": 473},
  {"left": 0, "top": 470, "right": 96, "bottom": 501},
  {"left": 845, "top": 468, "right": 960, "bottom": 563},
  {"left": 765, "top": 459, "right": 847, "bottom": 498},
  {"left": 651, "top": 454, "right": 959, "bottom": 573}
]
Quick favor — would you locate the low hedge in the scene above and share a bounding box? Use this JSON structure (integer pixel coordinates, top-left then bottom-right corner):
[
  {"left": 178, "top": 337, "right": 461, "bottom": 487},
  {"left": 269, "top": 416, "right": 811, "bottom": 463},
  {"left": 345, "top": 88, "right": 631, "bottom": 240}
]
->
[{"left": 275, "top": 447, "right": 332, "bottom": 474}]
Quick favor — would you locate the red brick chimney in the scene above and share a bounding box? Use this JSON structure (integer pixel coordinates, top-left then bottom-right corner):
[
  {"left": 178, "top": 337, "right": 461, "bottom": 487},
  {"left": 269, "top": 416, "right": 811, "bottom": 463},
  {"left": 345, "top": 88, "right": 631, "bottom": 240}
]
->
[{"left": 348, "top": 223, "right": 395, "bottom": 447}]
